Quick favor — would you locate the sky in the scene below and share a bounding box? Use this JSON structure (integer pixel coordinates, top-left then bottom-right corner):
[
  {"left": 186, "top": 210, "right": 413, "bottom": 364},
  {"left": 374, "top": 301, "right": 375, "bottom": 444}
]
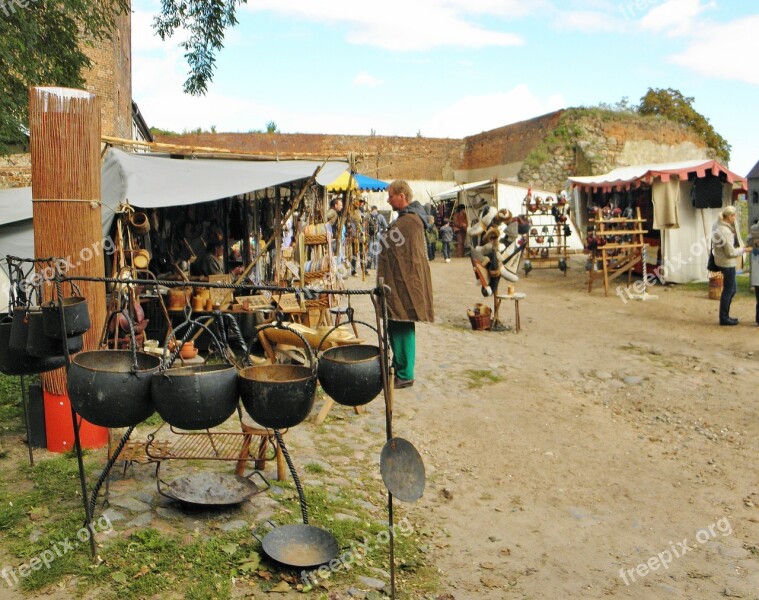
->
[{"left": 131, "top": 0, "right": 758, "bottom": 177}]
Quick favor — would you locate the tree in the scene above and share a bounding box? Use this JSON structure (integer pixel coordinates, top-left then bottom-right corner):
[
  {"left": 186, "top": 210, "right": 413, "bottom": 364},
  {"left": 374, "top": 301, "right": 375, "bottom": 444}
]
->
[
  {"left": 638, "top": 88, "right": 731, "bottom": 163},
  {"left": 153, "top": 0, "right": 247, "bottom": 96},
  {"left": 0, "top": 0, "right": 129, "bottom": 152}
]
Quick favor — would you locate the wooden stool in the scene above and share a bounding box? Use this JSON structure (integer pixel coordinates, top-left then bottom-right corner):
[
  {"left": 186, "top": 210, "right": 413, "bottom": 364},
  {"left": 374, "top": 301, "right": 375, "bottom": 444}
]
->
[
  {"left": 236, "top": 418, "right": 286, "bottom": 481},
  {"left": 494, "top": 293, "right": 526, "bottom": 332}
]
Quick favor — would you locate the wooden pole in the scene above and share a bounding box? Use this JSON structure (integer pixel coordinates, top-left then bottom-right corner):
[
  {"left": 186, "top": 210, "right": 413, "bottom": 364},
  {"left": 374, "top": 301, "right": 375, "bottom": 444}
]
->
[{"left": 29, "top": 87, "right": 106, "bottom": 394}]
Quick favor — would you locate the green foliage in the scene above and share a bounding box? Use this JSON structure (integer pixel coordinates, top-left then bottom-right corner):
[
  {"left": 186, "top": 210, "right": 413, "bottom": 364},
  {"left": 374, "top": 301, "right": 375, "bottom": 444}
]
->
[
  {"left": 638, "top": 87, "right": 731, "bottom": 162},
  {"left": 0, "top": 0, "right": 129, "bottom": 154},
  {"left": 265, "top": 120, "right": 278, "bottom": 134},
  {"left": 153, "top": 0, "right": 247, "bottom": 95},
  {"left": 148, "top": 126, "right": 180, "bottom": 137}
]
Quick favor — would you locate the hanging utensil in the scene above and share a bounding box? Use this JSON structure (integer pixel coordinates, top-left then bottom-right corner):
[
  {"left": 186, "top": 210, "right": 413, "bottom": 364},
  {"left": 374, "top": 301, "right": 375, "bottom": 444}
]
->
[{"left": 380, "top": 437, "right": 426, "bottom": 503}]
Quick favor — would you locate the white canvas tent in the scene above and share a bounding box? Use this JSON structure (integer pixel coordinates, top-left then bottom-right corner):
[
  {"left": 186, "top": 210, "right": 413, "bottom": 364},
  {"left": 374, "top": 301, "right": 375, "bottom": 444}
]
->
[
  {"left": 568, "top": 159, "right": 746, "bottom": 283},
  {"left": 0, "top": 148, "right": 348, "bottom": 310},
  {"left": 432, "top": 178, "right": 584, "bottom": 250}
]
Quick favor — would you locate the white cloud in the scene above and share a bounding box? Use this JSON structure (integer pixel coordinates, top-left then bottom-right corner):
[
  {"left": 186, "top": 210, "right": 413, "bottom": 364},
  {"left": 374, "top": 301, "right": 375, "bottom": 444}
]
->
[
  {"left": 241, "top": 0, "right": 525, "bottom": 51},
  {"left": 422, "top": 84, "right": 566, "bottom": 138},
  {"left": 556, "top": 10, "right": 624, "bottom": 33},
  {"left": 353, "top": 72, "right": 383, "bottom": 88},
  {"left": 639, "top": 0, "right": 716, "bottom": 36},
  {"left": 668, "top": 15, "right": 759, "bottom": 85}
]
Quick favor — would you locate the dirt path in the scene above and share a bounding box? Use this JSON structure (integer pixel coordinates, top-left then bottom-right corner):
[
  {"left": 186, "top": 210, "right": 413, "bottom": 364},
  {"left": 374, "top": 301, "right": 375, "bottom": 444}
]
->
[
  {"left": 4, "top": 254, "right": 759, "bottom": 599},
  {"left": 399, "top": 255, "right": 759, "bottom": 598}
]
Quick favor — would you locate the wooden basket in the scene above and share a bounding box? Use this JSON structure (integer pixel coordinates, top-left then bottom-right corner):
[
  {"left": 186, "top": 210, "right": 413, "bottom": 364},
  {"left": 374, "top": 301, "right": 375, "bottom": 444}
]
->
[
  {"left": 305, "top": 295, "right": 331, "bottom": 309},
  {"left": 708, "top": 271, "right": 723, "bottom": 300},
  {"left": 303, "top": 270, "right": 330, "bottom": 283},
  {"left": 467, "top": 304, "right": 492, "bottom": 330}
]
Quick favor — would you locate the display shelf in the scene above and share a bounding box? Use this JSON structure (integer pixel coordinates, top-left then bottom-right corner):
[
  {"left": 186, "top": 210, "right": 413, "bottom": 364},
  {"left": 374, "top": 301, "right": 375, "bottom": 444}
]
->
[
  {"left": 521, "top": 194, "right": 570, "bottom": 276},
  {"left": 586, "top": 207, "right": 648, "bottom": 296}
]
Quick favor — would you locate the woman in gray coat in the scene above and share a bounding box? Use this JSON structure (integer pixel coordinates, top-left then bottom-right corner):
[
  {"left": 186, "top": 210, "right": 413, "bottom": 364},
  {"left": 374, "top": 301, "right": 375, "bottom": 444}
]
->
[{"left": 712, "top": 206, "right": 748, "bottom": 325}]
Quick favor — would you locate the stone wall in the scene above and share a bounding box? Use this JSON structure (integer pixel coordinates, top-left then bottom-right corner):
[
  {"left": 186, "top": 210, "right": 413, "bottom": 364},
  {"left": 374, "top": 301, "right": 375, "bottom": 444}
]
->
[
  {"left": 517, "top": 110, "right": 713, "bottom": 190},
  {"left": 0, "top": 154, "right": 31, "bottom": 189}
]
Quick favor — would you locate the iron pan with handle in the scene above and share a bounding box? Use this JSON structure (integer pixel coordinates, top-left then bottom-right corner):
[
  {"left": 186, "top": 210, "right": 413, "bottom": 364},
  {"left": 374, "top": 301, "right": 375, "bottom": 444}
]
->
[
  {"left": 380, "top": 437, "right": 426, "bottom": 503},
  {"left": 157, "top": 470, "right": 269, "bottom": 507},
  {"left": 253, "top": 520, "right": 339, "bottom": 569}
]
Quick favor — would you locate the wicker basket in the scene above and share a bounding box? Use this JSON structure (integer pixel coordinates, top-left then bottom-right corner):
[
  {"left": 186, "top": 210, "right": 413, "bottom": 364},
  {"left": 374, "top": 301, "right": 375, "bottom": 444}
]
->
[
  {"left": 708, "top": 271, "right": 723, "bottom": 300},
  {"left": 304, "top": 234, "right": 329, "bottom": 246},
  {"left": 305, "top": 295, "right": 331, "bottom": 309},
  {"left": 467, "top": 304, "right": 492, "bottom": 330}
]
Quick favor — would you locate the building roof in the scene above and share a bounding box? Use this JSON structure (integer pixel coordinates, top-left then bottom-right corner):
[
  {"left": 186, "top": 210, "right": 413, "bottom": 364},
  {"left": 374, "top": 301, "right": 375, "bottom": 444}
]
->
[
  {"left": 747, "top": 159, "right": 759, "bottom": 180},
  {"left": 568, "top": 159, "right": 745, "bottom": 192}
]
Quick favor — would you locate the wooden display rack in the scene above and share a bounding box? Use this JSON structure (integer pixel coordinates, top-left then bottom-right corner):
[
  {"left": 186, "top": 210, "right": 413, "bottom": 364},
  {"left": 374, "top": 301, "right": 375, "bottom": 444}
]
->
[
  {"left": 586, "top": 207, "right": 648, "bottom": 296},
  {"left": 522, "top": 195, "right": 570, "bottom": 275}
]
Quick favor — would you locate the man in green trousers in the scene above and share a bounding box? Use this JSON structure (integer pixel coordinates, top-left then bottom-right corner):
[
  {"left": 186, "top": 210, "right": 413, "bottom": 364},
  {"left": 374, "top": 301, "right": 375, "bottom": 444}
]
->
[{"left": 377, "top": 180, "right": 434, "bottom": 389}]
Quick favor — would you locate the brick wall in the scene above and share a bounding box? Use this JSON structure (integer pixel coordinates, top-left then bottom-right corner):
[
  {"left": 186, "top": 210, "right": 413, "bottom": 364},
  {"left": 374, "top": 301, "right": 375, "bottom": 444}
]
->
[
  {"left": 81, "top": 9, "right": 132, "bottom": 139},
  {"left": 155, "top": 132, "right": 465, "bottom": 181}
]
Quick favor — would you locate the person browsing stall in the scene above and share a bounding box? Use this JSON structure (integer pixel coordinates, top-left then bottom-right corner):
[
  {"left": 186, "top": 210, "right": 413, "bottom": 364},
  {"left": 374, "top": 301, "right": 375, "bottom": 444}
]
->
[
  {"left": 377, "top": 180, "right": 434, "bottom": 389},
  {"left": 712, "top": 205, "right": 750, "bottom": 326},
  {"left": 198, "top": 241, "right": 243, "bottom": 277}
]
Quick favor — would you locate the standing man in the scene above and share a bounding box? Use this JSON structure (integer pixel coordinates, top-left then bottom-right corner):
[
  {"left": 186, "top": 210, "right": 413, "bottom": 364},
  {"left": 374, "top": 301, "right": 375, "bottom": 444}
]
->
[
  {"left": 452, "top": 204, "right": 468, "bottom": 257},
  {"left": 377, "top": 180, "right": 434, "bottom": 389},
  {"left": 439, "top": 220, "right": 453, "bottom": 262}
]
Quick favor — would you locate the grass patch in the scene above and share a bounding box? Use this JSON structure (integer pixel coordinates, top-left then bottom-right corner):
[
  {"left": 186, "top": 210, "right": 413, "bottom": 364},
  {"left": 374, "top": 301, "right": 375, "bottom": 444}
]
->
[
  {"left": 304, "top": 461, "right": 325, "bottom": 474},
  {"left": 463, "top": 369, "right": 504, "bottom": 389}
]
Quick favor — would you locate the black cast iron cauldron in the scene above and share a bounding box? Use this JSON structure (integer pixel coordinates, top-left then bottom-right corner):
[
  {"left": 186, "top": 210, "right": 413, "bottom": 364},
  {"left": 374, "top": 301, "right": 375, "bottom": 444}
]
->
[
  {"left": 42, "top": 296, "right": 90, "bottom": 339},
  {"left": 238, "top": 364, "right": 317, "bottom": 429},
  {"left": 0, "top": 317, "right": 65, "bottom": 376},
  {"left": 151, "top": 364, "right": 239, "bottom": 430},
  {"left": 25, "top": 310, "right": 83, "bottom": 358},
  {"left": 317, "top": 344, "right": 382, "bottom": 407},
  {"left": 68, "top": 350, "right": 161, "bottom": 428}
]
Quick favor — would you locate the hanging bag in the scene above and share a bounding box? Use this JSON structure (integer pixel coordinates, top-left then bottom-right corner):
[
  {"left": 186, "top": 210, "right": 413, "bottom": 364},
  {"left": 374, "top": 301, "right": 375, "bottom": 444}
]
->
[{"left": 707, "top": 245, "right": 721, "bottom": 273}]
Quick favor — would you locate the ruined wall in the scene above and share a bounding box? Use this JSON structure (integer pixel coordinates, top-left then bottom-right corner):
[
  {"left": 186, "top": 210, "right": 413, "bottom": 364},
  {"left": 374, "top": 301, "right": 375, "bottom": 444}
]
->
[{"left": 517, "top": 110, "right": 712, "bottom": 189}]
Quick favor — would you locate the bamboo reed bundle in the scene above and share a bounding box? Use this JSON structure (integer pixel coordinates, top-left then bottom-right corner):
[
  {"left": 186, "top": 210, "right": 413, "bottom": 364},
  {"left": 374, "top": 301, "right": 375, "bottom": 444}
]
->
[{"left": 29, "top": 87, "right": 106, "bottom": 395}]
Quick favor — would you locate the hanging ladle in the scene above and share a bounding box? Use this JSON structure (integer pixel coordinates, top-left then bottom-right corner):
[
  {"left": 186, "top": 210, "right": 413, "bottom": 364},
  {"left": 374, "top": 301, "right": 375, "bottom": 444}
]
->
[{"left": 380, "top": 437, "right": 426, "bottom": 503}]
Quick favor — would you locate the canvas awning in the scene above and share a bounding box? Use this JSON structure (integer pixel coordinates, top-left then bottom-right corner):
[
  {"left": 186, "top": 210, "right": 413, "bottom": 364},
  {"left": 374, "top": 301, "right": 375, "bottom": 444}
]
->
[
  {"left": 326, "top": 171, "right": 388, "bottom": 192},
  {"left": 567, "top": 159, "right": 745, "bottom": 193},
  {"left": 0, "top": 148, "right": 349, "bottom": 263}
]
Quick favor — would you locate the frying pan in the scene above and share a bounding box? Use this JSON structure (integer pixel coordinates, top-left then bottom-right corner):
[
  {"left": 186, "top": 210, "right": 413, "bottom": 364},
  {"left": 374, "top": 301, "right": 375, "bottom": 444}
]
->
[
  {"left": 380, "top": 437, "right": 425, "bottom": 503},
  {"left": 254, "top": 521, "right": 339, "bottom": 568},
  {"left": 254, "top": 429, "right": 339, "bottom": 569},
  {"left": 157, "top": 470, "right": 269, "bottom": 507}
]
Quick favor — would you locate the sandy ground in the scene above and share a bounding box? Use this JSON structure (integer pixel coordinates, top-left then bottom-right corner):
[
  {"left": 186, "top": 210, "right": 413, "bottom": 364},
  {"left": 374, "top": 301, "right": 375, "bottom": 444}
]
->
[
  {"left": 399, "top": 254, "right": 759, "bottom": 599},
  {"left": 4, "top": 253, "right": 759, "bottom": 599}
]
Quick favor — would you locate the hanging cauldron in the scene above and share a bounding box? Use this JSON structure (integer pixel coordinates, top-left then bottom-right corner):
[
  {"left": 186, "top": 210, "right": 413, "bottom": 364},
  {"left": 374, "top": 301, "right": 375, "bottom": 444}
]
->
[
  {"left": 317, "top": 345, "right": 382, "bottom": 407},
  {"left": 68, "top": 350, "right": 161, "bottom": 428},
  {"left": 238, "top": 364, "right": 317, "bottom": 429},
  {"left": 0, "top": 316, "right": 65, "bottom": 375},
  {"left": 151, "top": 364, "right": 239, "bottom": 430},
  {"left": 42, "top": 297, "right": 90, "bottom": 339},
  {"left": 25, "top": 310, "right": 83, "bottom": 357}
]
